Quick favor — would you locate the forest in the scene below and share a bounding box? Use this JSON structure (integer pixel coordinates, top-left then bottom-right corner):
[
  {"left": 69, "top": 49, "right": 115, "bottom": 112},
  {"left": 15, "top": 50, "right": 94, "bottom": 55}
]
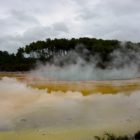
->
[{"left": 0, "top": 37, "right": 140, "bottom": 71}]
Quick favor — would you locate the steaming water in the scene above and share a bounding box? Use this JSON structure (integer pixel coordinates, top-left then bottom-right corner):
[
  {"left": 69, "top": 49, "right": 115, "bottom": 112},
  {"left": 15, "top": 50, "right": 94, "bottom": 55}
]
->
[
  {"left": 0, "top": 77, "right": 140, "bottom": 139},
  {"left": 31, "top": 64, "right": 140, "bottom": 81},
  {"left": 30, "top": 46, "right": 140, "bottom": 81}
]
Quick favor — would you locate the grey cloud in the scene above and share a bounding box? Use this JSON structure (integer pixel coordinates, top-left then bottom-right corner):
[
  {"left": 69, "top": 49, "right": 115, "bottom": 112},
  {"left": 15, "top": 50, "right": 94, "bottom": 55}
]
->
[
  {"left": 0, "top": 22, "right": 69, "bottom": 52},
  {"left": 53, "top": 22, "right": 69, "bottom": 33},
  {"left": 101, "top": 0, "right": 140, "bottom": 16},
  {"left": 10, "top": 10, "right": 40, "bottom": 24},
  {"left": 0, "top": 10, "right": 40, "bottom": 37},
  {"left": 0, "top": 0, "right": 140, "bottom": 52},
  {"left": 75, "top": 0, "right": 140, "bottom": 41}
]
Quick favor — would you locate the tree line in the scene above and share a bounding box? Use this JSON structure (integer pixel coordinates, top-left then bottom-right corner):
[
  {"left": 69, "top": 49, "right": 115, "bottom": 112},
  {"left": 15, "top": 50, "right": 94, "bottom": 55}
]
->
[{"left": 0, "top": 37, "right": 140, "bottom": 71}]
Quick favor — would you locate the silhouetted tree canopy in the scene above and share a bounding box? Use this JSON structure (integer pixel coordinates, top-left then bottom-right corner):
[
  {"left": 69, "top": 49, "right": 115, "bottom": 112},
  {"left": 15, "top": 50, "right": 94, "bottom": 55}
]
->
[{"left": 0, "top": 37, "right": 140, "bottom": 71}]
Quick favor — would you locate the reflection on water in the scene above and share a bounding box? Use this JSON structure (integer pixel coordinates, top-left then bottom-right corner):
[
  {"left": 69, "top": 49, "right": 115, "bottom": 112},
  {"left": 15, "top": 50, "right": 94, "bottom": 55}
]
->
[{"left": 0, "top": 76, "right": 140, "bottom": 139}]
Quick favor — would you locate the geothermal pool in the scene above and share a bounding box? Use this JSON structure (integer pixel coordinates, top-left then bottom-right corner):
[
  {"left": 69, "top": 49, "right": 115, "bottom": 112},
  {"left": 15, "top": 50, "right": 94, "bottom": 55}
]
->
[{"left": 0, "top": 73, "right": 140, "bottom": 140}]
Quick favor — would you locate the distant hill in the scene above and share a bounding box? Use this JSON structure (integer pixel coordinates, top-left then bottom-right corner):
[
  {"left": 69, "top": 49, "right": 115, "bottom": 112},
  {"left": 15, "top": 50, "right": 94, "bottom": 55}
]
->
[{"left": 0, "top": 37, "right": 140, "bottom": 71}]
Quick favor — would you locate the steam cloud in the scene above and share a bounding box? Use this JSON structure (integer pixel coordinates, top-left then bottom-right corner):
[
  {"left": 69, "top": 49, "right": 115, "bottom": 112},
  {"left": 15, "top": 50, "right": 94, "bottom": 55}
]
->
[{"left": 31, "top": 43, "right": 140, "bottom": 80}]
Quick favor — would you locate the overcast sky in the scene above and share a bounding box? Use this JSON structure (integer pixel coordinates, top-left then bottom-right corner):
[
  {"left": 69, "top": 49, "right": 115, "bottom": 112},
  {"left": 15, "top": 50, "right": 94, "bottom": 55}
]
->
[{"left": 0, "top": 0, "right": 140, "bottom": 52}]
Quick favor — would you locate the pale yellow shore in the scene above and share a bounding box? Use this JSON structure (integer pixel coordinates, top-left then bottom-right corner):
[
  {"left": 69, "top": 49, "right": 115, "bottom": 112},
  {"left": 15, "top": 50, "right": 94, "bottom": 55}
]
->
[
  {"left": 0, "top": 129, "right": 95, "bottom": 140},
  {"left": 1, "top": 122, "right": 140, "bottom": 140}
]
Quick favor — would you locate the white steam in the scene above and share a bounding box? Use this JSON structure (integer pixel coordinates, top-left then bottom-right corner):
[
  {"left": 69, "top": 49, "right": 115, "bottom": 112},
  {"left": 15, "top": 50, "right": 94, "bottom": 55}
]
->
[
  {"left": 31, "top": 63, "right": 139, "bottom": 81},
  {"left": 30, "top": 44, "right": 140, "bottom": 80}
]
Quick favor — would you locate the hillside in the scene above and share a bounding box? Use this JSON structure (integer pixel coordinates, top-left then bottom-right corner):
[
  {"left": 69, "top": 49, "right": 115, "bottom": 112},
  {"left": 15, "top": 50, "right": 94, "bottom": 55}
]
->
[{"left": 0, "top": 37, "right": 140, "bottom": 71}]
